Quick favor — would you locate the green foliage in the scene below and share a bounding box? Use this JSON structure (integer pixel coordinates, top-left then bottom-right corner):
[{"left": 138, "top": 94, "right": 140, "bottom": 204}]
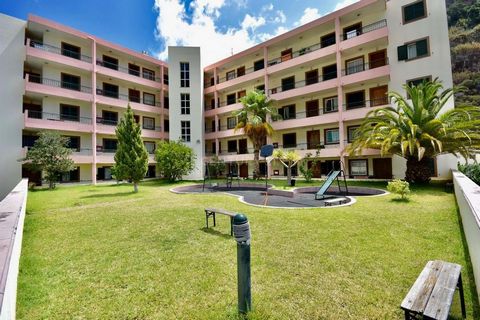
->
[
  {"left": 155, "top": 140, "right": 196, "bottom": 182},
  {"left": 208, "top": 155, "right": 225, "bottom": 178},
  {"left": 458, "top": 162, "right": 480, "bottom": 185},
  {"left": 387, "top": 179, "right": 410, "bottom": 200},
  {"left": 273, "top": 149, "right": 301, "bottom": 185},
  {"left": 233, "top": 89, "right": 278, "bottom": 178},
  {"left": 348, "top": 79, "right": 480, "bottom": 182},
  {"left": 113, "top": 105, "right": 149, "bottom": 192},
  {"left": 23, "top": 131, "right": 75, "bottom": 189},
  {"left": 299, "top": 149, "right": 321, "bottom": 183}
]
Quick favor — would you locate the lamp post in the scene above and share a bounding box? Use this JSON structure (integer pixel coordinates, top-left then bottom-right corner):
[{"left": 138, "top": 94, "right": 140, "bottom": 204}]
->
[{"left": 233, "top": 214, "right": 251, "bottom": 314}]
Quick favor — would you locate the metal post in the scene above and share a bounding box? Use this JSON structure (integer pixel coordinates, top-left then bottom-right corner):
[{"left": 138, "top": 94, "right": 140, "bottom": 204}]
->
[{"left": 233, "top": 214, "right": 251, "bottom": 314}]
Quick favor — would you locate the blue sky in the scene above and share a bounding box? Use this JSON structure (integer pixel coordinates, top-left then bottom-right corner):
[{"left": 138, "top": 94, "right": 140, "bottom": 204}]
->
[{"left": 0, "top": 0, "right": 357, "bottom": 65}]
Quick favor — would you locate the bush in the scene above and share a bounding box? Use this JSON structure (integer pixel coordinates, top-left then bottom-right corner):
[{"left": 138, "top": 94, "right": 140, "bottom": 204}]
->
[
  {"left": 458, "top": 162, "right": 480, "bottom": 185},
  {"left": 155, "top": 140, "right": 196, "bottom": 182},
  {"left": 387, "top": 179, "right": 410, "bottom": 199}
]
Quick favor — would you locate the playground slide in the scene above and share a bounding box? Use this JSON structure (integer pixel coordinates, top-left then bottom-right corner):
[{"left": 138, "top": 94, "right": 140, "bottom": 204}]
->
[{"left": 315, "top": 170, "right": 341, "bottom": 200}]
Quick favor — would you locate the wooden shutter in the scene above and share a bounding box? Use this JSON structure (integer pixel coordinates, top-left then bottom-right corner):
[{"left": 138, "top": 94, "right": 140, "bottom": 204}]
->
[{"left": 397, "top": 45, "right": 408, "bottom": 61}]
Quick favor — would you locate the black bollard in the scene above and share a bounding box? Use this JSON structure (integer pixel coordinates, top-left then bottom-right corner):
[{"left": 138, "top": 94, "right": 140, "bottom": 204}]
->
[{"left": 232, "top": 214, "right": 251, "bottom": 314}]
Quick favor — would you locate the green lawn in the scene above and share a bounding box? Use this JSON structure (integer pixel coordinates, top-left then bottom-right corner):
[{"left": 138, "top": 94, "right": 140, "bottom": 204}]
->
[{"left": 18, "top": 180, "right": 479, "bottom": 319}]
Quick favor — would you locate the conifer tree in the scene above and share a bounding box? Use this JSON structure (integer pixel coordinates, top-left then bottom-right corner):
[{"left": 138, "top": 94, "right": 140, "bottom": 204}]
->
[{"left": 113, "top": 105, "right": 148, "bottom": 192}]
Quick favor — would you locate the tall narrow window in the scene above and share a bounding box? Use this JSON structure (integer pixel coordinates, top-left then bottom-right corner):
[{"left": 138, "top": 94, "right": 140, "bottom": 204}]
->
[
  {"left": 323, "top": 96, "right": 338, "bottom": 113},
  {"left": 181, "top": 121, "right": 191, "bottom": 142},
  {"left": 143, "top": 117, "right": 155, "bottom": 130},
  {"left": 181, "top": 93, "right": 190, "bottom": 115},
  {"left": 142, "top": 68, "right": 155, "bottom": 81},
  {"left": 324, "top": 128, "right": 339, "bottom": 145},
  {"left": 143, "top": 92, "right": 156, "bottom": 106},
  {"left": 180, "top": 62, "right": 190, "bottom": 87},
  {"left": 227, "top": 117, "right": 237, "bottom": 129}
]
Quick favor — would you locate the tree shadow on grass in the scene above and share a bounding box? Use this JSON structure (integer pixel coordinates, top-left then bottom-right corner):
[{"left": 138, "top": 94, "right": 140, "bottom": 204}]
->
[
  {"left": 200, "top": 227, "right": 232, "bottom": 240},
  {"left": 390, "top": 198, "right": 410, "bottom": 203},
  {"left": 80, "top": 191, "right": 136, "bottom": 199}
]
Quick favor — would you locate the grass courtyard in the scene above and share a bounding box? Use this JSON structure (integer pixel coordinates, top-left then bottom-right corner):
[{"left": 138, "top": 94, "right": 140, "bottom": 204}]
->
[{"left": 18, "top": 180, "right": 479, "bottom": 319}]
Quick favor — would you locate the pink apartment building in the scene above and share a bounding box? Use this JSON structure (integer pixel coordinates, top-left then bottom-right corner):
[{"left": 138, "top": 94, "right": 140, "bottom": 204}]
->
[{"left": 0, "top": 0, "right": 456, "bottom": 198}]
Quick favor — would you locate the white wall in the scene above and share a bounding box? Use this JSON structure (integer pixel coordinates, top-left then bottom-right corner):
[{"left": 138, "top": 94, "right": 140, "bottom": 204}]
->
[
  {"left": 168, "top": 47, "right": 204, "bottom": 180},
  {"left": 0, "top": 14, "right": 26, "bottom": 200},
  {"left": 453, "top": 170, "right": 480, "bottom": 302}
]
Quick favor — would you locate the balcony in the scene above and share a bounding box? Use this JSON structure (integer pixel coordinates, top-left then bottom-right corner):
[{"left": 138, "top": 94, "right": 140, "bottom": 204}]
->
[
  {"left": 271, "top": 109, "right": 340, "bottom": 131},
  {"left": 25, "top": 74, "right": 93, "bottom": 102},
  {"left": 340, "top": 19, "right": 388, "bottom": 51},
  {"left": 24, "top": 110, "right": 93, "bottom": 133},
  {"left": 268, "top": 72, "right": 337, "bottom": 101},
  {"left": 71, "top": 149, "right": 93, "bottom": 164},
  {"left": 342, "top": 57, "right": 389, "bottom": 76},
  {"left": 27, "top": 39, "right": 93, "bottom": 71},
  {"left": 96, "top": 89, "right": 163, "bottom": 113},
  {"left": 341, "top": 19, "right": 387, "bottom": 41},
  {"left": 341, "top": 60, "right": 390, "bottom": 86},
  {"left": 342, "top": 97, "right": 389, "bottom": 121},
  {"left": 96, "top": 60, "right": 163, "bottom": 88},
  {"left": 96, "top": 118, "right": 165, "bottom": 139}
]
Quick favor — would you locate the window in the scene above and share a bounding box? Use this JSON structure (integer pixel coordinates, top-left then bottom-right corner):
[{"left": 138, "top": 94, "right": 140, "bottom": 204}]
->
[
  {"left": 180, "top": 62, "right": 190, "bottom": 87},
  {"left": 143, "top": 92, "right": 156, "bottom": 106},
  {"left": 23, "top": 103, "right": 42, "bottom": 119},
  {"left": 181, "top": 93, "right": 190, "bottom": 114},
  {"left": 237, "top": 66, "right": 245, "bottom": 77},
  {"left": 324, "top": 128, "right": 339, "bottom": 145},
  {"left": 144, "top": 141, "right": 156, "bottom": 154},
  {"left": 181, "top": 121, "right": 191, "bottom": 142},
  {"left": 397, "top": 38, "right": 429, "bottom": 61},
  {"left": 323, "top": 96, "right": 338, "bottom": 113},
  {"left": 321, "top": 32, "right": 336, "bottom": 48},
  {"left": 256, "top": 84, "right": 265, "bottom": 92},
  {"left": 226, "top": 70, "right": 236, "bottom": 81},
  {"left": 61, "top": 167, "right": 80, "bottom": 182},
  {"left": 143, "top": 117, "right": 155, "bottom": 130},
  {"left": 343, "top": 23, "right": 362, "bottom": 40},
  {"left": 103, "top": 139, "right": 117, "bottom": 152},
  {"left": 403, "top": 0, "right": 426, "bottom": 24},
  {"left": 142, "top": 68, "right": 155, "bottom": 81},
  {"left": 282, "top": 133, "right": 297, "bottom": 148},
  {"left": 164, "top": 96, "right": 169, "bottom": 109},
  {"left": 164, "top": 119, "right": 169, "bottom": 132},
  {"left": 306, "top": 100, "right": 319, "bottom": 118},
  {"left": 305, "top": 69, "right": 319, "bottom": 85},
  {"left": 280, "top": 104, "right": 296, "bottom": 120},
  {"left": 254, "top": 59, "right": 264, "bottom": 71},
  {"left": 61, "top": 42, "right": 80, "bottom": 60},
  {"left": 103, "top": 83, "right": 119, "bottom": 98},
  {"left": 347, "top": 126, "right": 360, "bottom": 143},
  {"left": 237, "top": 90, "right": 246, "bottom": 100},
  {"left": 227, "top": 140, "right": 237, "bottom": 153},
  {"left": 281, "top": 49, "right": 292, "bottom": 62},
  {"left": 163, "top": 73, "right": 169, "bottom": 85},
  {"left": 239, "top": 139, "right": 248, "bottom": 154},
  {"left": 346, "top": 90, "right": 365, "bottom": 110},
  {"left": 281, "top": 76, "right": 295, "bottom": 92},
  {"left": 227, "top": 117, "right": 237, "bottom": 129},
  {"left": 345, "top": 56, "right": 364, "bottom": 75},
  {"left": 322, "top": 64, "right": 337, "bottom": 81},
  {"left": 103, "top": 55, "right": 118, "bottom": 70},
  {"left": 102, "top": 110, "right": 118, "bottom": 126},
  {"left": 406, "top": 76, "right": 432, "bottom": 98},
  {"left": 61, "top": 73, "right": 80, "bottom": 91},
  {"left": 227, "top": 93, "right": 236, "bottom": 105},
  {"left": 134, "top": 115, "right": 140, "bottom": 123},
  {"left": 65, "top": 136, "right": 80, "bottom": 152},
  {"left": 129, "top": 89, "right": 140, "bottom": 103},
  {"left": 128, "top": 64, "right": 140, "bottom": 77},
  {"left": 211, "top": 141, "right": 216, "bottom": 154},
  {"left": 60, "top": 104, "right": 80, "bottom": 122},
  {"left": 349, "top": 159, "right": 368, "bottom": 176}
]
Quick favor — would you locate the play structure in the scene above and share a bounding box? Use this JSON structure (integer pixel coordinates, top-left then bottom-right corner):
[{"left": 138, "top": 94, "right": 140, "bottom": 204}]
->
[
  {"left": 202, "top": 161, "right": 240, "bottom": 191},
  {"left": 315, "top": 163, "right": 349, "bottom": 200}
]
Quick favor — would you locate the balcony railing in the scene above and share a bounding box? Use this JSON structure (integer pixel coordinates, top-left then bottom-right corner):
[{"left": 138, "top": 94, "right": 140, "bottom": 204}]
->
[
  {"left": 27, "top": 75, "right": 93, "bottom": 94},
  {"left": 217, "top": 66, "right": 258, "bottom": 84},
  {"left": 342, "top": 57, "right": 389, "bottom": 76},
  {"left": 71, "top": 148, "right": 93, "bottom": 155},
  {"left": 26, "top": 110, "right": 92, "bottom": 124},
  {"left": 343, "top": 97, "right": 389, "bottom": 110},
  {"left": 341, "top": 19, "right": 387, "bottom": 41},
  {"left": 268, "top": 72, "right": 337, "bottom": 95},
  {"left": 96, "top": 147, "right": 117, "bottom": 154},
  {"left": 267, "top": 38, "right": 336, "bottom": 67},
  {"left": 96, "top": 60, "right": 162, "bottom": 82},
  {"left": 273, "top": 107, "right": 339, "bottom": 122},
  {"left": 29, "top": 40, "right": 92, "bottom": 63},
  {"left": 96, "top": 117, "right": 118, "bottom": 126},
  {"left": 219, "top": 148, "right": 253, "bottom": 155},
  {"left": 96, "top": 89, "right": 161, "bottom": 107}
]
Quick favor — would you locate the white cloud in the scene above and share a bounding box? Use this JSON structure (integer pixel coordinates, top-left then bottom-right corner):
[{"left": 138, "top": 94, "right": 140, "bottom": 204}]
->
[
  {"left": 262, "top": 3, "right": 274, "bottom": 12},
  {"left": 154, "top": 0, "right": 268, "bottom": 66},
  {"left": 274, "top": 10, "right": 286, "bottom": 24},
  {"left": 334, "top": 0, "right": 359, "bottom": 11},
  {"left": 296, "top": 7, "right": 322, "bottom": 26}
]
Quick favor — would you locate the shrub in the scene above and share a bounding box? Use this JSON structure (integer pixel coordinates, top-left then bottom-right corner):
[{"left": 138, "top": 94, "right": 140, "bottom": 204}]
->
[
  {"left": 155, "top": 140, "right": 196, "bottom": 182},
  {"left": 387, "top": 179, "right": 410, "bottom": 199},
  {"left": 458, "top": 162, "right": 480, "bottom": 185}
]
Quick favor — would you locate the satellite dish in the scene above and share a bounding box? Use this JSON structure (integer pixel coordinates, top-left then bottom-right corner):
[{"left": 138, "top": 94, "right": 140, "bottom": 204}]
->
[{"left": 260, "top": 144, "right": 274, "bottom": 158}]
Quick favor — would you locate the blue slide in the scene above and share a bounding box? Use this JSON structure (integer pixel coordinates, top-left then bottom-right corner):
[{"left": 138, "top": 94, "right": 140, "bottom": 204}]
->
[{"left": 315, "top": 170, "right": 341, "bottom": 200}]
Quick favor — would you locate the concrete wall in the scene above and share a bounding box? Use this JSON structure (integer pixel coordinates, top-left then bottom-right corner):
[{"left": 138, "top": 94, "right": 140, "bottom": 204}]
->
[
  {"left": 453, "top": 170, "right": 480, "bottom": 302},
  {"left": 168, "top": 47, "right": 204, "bottom": 180},
  {"left": 0, "top": 14, "right": 26, "bottom": 200}
]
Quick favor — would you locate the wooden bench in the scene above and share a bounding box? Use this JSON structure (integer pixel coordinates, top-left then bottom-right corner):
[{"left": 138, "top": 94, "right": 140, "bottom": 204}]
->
[
  {"left": 204, "top": 208, "right": 238, "bottom": 236},
  {"left": 401, "top": 260, "right": 466, "bottom": 320},
  {"left": 323, "top": 197, "right": 347, "bottom": 206}
]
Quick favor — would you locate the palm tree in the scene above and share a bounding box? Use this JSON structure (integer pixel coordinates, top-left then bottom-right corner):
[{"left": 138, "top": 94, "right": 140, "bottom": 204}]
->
[
  {"left": 347, "top": 79, "right": 480, "bottom": 183},
  {"left": 233, "top": 90, "right": 279, "bottom": 178}
]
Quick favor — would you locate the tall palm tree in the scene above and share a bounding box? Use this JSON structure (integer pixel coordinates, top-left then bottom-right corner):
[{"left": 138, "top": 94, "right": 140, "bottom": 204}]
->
[
  {"left": 347, "top": 79, "right": 480, "bottom": 183},
  {"left": 233, "top": 89, "right": 279, "bottom": 178}
]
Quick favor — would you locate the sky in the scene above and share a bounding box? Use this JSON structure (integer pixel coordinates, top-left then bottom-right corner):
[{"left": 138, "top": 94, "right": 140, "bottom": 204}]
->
[{"left": 0, "top": 0, "right": 359, "bottom": 66}]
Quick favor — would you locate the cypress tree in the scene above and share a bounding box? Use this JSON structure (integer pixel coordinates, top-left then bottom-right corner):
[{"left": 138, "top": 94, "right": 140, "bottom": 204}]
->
[{"left": 113, "top": 105, "right": 148, "bottom": 192}]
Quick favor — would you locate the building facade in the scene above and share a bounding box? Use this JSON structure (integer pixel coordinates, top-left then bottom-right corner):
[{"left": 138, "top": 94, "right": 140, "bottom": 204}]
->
[{"left": 0, "top": 0, "right": 456, "bottom": 195}]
